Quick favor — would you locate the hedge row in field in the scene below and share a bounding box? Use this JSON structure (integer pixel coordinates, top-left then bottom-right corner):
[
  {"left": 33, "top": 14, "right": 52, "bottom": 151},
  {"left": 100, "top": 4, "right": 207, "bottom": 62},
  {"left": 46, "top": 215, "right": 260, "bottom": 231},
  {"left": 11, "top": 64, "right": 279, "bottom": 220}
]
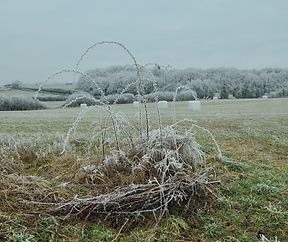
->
[{"left": 0, "top": 96, "right": 46, "bottom": 111}]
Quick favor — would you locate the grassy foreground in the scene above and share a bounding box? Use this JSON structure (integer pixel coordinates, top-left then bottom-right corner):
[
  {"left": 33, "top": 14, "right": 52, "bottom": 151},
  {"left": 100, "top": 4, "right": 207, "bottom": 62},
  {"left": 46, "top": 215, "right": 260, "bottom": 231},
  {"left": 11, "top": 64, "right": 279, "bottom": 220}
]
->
[{"left": 0, "top": 98, "right": 287, "bottom": 241}]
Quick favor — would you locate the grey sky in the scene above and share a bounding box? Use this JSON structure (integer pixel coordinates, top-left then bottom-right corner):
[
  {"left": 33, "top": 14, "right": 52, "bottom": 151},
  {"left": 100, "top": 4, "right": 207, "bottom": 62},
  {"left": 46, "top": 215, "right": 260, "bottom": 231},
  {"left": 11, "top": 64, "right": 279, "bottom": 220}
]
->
[{"left": 0, "top": 0, "right": 287, "bottom": 84}]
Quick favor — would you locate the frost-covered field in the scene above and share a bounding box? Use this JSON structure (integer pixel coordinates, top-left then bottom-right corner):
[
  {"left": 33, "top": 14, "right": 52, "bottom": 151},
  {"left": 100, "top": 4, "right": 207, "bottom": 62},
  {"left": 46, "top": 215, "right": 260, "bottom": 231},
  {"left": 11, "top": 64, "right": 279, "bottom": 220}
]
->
[
  {"left": 1, "top": 98, "right": 287, "bottom": 134},
  {"left": 0, "top": 98, "right": 287, "bottom": 241}
]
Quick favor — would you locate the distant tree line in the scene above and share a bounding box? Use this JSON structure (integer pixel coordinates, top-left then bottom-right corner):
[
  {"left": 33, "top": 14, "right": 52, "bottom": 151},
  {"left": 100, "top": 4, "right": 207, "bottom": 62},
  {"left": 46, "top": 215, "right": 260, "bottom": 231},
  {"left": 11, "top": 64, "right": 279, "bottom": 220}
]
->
[{"left": 75, "top": 65, "right": 288, "bottom": 99}]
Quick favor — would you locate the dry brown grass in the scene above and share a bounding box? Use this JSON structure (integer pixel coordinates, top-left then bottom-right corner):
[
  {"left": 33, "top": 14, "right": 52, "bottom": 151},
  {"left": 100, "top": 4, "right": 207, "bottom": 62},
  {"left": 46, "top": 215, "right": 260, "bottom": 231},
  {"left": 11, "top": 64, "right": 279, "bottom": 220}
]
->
[
  {"left": 0, "top": 126, "right": 219, "bottom": 234},
  {"left": 1, "top": 130, "right": 214, "bottom": 235}
]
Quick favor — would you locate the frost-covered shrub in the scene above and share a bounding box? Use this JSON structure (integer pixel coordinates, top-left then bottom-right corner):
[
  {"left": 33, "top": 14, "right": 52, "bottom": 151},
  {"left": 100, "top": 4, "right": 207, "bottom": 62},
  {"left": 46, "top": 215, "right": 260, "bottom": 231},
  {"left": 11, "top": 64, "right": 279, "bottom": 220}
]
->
[
  {"left": 106, "top": 93, "right": 135, "bottom": 104},
  {"left": 145, "top": 91, "right": 174, "bottom": 102},
  {"left": 64, "top": 91, "right": 100, "bottom": 107},
  {"left": 37, "top": 95, "right": 67, "bottom": 101},
  {"left": 176, "top": 90, "right": 197, "bottom": 101},
  {"left": 0, "top": 96, "right": 46, "bottom": 111}
]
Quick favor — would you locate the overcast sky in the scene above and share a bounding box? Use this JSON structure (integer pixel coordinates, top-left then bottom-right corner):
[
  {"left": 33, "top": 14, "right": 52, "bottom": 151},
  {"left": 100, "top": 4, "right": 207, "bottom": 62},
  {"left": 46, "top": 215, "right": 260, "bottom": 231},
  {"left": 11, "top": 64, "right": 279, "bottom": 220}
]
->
[{"left": 0, "top": 0, "right": 287, "bottom": 84}]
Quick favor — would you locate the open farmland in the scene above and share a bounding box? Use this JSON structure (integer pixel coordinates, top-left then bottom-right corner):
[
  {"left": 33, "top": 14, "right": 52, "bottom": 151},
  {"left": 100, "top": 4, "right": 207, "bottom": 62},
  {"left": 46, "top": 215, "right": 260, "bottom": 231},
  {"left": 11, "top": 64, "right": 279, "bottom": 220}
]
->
[
  {"left": 1, "top": 1, "right": 288, "bottom": 240},
  {"left": 0, "top": 98, "right": 287, "bottom": 241},
  {"left": 1, "top": 98, "right": 287, "bottom": 132}
]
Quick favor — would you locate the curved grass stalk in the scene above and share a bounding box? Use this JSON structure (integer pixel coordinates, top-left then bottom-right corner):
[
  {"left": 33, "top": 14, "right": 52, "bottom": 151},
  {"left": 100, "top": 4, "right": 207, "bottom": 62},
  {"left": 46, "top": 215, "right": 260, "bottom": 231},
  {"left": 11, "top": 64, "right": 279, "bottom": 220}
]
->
[
  {"left": 138, "top": 65, "right": 163, "bottom": 146},
  {"left": 61, "top": 106, "right": 89, "bottom": 154},
  {"left": 34, "top": 69, "right": 106, "bottom": 102},
  {"left": 75, "top": 40, "right": 149, "bottom": 140},
  {"left": 171, "top": 119, "right": 222, "bottom": 159}
]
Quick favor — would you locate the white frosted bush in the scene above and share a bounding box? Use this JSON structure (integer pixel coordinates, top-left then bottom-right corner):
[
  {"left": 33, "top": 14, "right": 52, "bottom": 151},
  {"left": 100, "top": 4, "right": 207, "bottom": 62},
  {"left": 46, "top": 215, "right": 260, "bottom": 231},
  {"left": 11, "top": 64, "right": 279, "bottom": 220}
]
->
[
  {"left": 145, "top": 91, "right": 174, "bottom": 102},
  {"left": 176, "top": 90, "right": 197, "bottom": 101},
  {"left": 106, "top": 93, "right": 135, "bottom": 104},
  {"left": 0, "top": 96, "right": 46, "bottom": 111},
  {"left": 64, "top": 91, "right": 100, "bottom": 107}
]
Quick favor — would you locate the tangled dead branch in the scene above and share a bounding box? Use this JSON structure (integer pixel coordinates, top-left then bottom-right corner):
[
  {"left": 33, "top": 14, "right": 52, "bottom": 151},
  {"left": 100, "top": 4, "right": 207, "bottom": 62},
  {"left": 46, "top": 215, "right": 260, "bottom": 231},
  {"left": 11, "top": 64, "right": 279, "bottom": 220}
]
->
[
  {"left": 28, "top": 174, "right": 210, "bottom": 218},
  {"left": 22, "top": 127, "right": 219, "bottom": 222}
]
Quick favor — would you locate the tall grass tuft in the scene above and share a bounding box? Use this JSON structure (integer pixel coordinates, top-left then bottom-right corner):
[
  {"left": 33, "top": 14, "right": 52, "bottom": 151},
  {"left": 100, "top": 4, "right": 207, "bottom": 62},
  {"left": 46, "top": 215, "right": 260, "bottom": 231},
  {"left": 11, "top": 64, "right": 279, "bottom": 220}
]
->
[{"left": 3, "top": 41, "right": 223, "bottom": 237}]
